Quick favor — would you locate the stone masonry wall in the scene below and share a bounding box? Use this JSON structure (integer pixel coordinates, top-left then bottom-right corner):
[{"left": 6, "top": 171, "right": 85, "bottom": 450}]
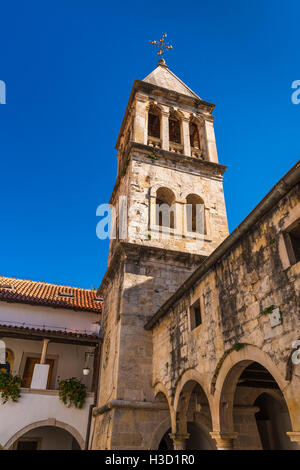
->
[
  {"left": 127, "top": 148, "right": 228, "bottom": 257},
  {"left": 152, "top": 182, "right": 300, "bottom": 444}
]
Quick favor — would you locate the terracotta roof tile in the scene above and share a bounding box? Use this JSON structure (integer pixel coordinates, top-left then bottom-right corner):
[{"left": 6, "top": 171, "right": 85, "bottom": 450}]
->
[{"left": 0, "top": 276, "right": 102, "bottom": 314}]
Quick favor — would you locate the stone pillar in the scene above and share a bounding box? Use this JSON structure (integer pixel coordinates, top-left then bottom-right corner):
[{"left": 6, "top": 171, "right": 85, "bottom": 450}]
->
[
  {"left": 204, "top": 117, "right": 218, "bottom": 163},
  {"left": 144, "top": 103, "right": 149, "bottom": 145},
  {"left": 286, "top": 432, "right": 300, "bottom": 449},
  {"left": 161, "top": 107, "right": 169, "bottom": 151},
  {"left": 169, "top": 433, "right": 190, "bottom": 450},
  {"left": 233, "top": 405, "right": 261, "bottom": 449},
  {"left": 175, "top": 201, "right": 184, "bottom": 238},
  {"left": 210, "top": 432, "right": 237, "bottom": 450},
  {"left": 40, "top": 338, "right": 50, "bottom": 364},
  {"left": 133, "top": 93, "right": 148, "bottom": 145},
  {"left": 181, "top": 114, "right": 191, "bottom": 156}
]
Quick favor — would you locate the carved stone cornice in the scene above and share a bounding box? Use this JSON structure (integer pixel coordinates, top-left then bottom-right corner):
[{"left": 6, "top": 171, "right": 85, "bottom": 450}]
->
[
  {"left": 129, "top": 142, "right": 227, "bottom": 176},
  {"left": 98, "top": 241, "right": 205, "bottom": 296}
]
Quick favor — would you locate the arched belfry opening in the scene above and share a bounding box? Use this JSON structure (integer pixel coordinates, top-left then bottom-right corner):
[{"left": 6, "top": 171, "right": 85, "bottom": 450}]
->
[
  {"left": 156, "top": 187, "right": 176, "bottom": 230},
  {"left": 169, "top": 113, "right": 181, "bottom": 145},
  {"left": 148, "top": 105, "right": 161, "bottom": 140},
  {"left": 186, "top": 194, "right": 205, "bottom": 234},
  {"left": 189, "top": 122, "right": 200, "bottom": 149}
]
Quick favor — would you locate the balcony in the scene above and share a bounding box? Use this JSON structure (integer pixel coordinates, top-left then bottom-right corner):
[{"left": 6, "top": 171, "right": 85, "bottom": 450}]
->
[
  {"left": 169, "top": 142, "right": 184, "bottom": 154},
  {"left": 1, "top": 388, "right": 95, "bottom": 449},
  {"left": 0, "top": 322, "right": 101, "bottom": 449}
]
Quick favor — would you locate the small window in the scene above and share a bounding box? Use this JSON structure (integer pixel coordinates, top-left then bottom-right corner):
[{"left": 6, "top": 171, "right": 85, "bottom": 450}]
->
[
  {"left": 285, "top": 221, "right": 300, "bottom": 266},
  {"left": 17, "top": 439, "right": 40, "bottom": 450},
  {"left": 57, "top": 292, "right": 74, "bottom": 299},
  {"left": 190, "top": 299, "right": 202, "bottom": 330},
  {"left": 0, "top": 349, "right": 14, "bottom": 374},
  {"left": 289, "top": 223, "right": 300, "bottom": 263}
]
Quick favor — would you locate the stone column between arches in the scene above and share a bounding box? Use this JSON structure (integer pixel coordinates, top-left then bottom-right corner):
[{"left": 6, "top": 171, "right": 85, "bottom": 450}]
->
[{"left": 169, "top": 433, "right": 190, "bottom": 450}]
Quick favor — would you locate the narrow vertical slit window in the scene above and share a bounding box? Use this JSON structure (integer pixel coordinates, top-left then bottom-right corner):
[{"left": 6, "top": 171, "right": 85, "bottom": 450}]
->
[
  {"left": 285, "top": 221, "right": 300, "bottom": 265},
  {"left": 190, "top": 299, "right": 202, "bottom": 330}
]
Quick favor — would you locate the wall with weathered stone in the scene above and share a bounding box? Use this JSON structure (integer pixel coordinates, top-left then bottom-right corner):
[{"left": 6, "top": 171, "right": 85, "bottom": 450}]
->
[
  {"left": 151, "top": 182, "right": 300, "bottom": 449},
  {"left": 126, "top": 148, "right": 228, "bottom": 257},
  {"left": 92, "top": 243, "right": 204, "bottom": 449}
]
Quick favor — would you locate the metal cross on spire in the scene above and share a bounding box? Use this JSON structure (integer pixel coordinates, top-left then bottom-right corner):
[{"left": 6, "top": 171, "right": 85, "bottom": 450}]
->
[{"left": 149, "top": 33, "right": 173, "bottom": 64}]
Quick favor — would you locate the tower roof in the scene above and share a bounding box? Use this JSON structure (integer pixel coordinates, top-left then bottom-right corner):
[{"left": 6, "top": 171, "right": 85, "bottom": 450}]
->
[{"left": 143, "top": 60, "right": 201, "bottom": 99}]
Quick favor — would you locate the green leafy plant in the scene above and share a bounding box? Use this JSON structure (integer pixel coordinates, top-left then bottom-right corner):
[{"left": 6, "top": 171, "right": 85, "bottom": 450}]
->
[
  {"left": 232, "top": 343, "right": 244, "bottom": 352},
  {"left": 261, "top": 305, "right": 275, "bottom": 315},
  {"left": 58, "top": 377, "right": 87, "bottom": 409},
  {"left": 0, "top": 371, "right": 22, "bottom": 404},
  {"left": 147, "top": 233, "right": 152, "bottom": 240},
  {"left": 148, "top": 153, "right": 158, "bottom": 160}
]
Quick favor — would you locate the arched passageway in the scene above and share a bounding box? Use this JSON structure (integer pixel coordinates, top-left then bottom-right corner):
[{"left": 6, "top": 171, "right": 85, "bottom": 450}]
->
[
  {"left": 173, "top": 380, "right": 215, "bottom": 449},
  {"left": 254, "top": 392, "right": 296, "bottom": 450},
  {"left": 219, "top": 360, "right": 297, "bottom": 450},
  {"left": 8, "top": 425, "right": 82, "bottom": 450}
]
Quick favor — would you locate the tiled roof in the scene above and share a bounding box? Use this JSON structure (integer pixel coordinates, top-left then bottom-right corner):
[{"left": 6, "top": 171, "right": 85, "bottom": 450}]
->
[{"left": 0, "top": 276, "right": 102, "bottom": 314}]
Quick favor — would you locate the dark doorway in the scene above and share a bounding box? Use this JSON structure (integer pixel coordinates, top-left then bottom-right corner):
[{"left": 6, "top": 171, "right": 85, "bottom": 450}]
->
[
  {"left": 17, "top": 439, "right": 40, "bottom": 450},
  {"left": 254, "top": 393, "right": 293, "bottom": 450},
  {"left": 158, "top": 429, "right": 173, "bottom": 450}
]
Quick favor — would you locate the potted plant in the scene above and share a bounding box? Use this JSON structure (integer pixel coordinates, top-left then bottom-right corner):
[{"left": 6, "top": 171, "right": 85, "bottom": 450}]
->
[
  {"left": 0, "top": 371, "right": 22, "bottom": 404},
  {"left": 58, "top": 377, "right": 87, "bottom": 409}
]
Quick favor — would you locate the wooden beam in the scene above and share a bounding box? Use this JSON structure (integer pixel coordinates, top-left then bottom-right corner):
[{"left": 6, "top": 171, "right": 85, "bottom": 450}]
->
[{"left": 0, "top": 327, "right": 101, "bottom": 346}]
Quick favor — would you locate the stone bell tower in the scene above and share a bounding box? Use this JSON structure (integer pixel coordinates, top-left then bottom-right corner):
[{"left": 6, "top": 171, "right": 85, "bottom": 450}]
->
[{"left": 91, "top": 56, "right": 228, "bottom": 449}]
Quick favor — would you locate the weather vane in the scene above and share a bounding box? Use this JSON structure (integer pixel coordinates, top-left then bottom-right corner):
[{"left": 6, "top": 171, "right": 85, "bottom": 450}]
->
[{"left": 149, "top": 33, "right": 173, "bottom": 63}]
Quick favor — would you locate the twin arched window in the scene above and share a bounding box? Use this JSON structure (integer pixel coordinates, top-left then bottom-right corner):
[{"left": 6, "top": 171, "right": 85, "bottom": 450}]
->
[
  {"left": 148, "top": 107, "right": 182, "bottom": 145},
  {"left": 147, "top": 107, "right": 202, "bottom": 154},
  {"left": 155, "top": 188, "right": 206, "bottom": 234}
]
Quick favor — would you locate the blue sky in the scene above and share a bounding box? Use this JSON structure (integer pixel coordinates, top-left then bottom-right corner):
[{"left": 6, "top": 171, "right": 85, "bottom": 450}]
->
[{"left": 0, "top": 0, "right": 299, "bottom": 289}]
